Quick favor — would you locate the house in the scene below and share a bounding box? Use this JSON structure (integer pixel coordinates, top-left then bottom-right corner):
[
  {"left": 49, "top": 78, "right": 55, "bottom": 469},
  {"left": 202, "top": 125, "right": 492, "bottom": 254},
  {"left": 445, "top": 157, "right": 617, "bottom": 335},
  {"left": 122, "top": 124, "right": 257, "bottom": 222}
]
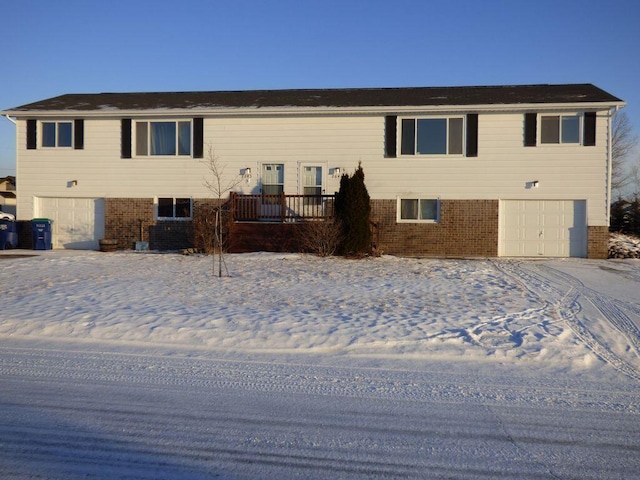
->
[
  {"left": 1, "top": 84, "right": 624, "bottom": 257},
  {"left": 0, "top": 176, "right": 16, "bottom": 216}
]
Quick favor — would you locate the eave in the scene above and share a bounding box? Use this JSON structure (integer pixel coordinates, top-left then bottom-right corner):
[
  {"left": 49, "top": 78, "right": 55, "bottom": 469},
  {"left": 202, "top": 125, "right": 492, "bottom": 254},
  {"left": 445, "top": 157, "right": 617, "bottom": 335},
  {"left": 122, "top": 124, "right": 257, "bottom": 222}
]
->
[{"left": 1, "top": 100, "right": 626, "bottom": 119}]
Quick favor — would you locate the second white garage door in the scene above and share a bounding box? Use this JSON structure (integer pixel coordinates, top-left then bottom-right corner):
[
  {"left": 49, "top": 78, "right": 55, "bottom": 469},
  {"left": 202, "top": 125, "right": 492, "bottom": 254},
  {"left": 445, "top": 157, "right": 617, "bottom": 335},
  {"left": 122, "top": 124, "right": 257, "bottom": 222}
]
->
[
  {"left": 37, "top": 197, "right": 105, "bottom": 250},
  {"left": 500, "top": 200, "right": 587, "bottom": 257}
]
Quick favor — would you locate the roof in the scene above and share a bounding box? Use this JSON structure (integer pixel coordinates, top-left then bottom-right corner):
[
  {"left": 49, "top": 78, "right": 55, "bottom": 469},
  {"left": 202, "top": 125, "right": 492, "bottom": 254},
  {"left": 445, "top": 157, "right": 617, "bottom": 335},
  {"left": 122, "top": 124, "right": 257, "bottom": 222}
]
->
[{"left": 2, "top": 84, "right": 623, "bottom": 113}]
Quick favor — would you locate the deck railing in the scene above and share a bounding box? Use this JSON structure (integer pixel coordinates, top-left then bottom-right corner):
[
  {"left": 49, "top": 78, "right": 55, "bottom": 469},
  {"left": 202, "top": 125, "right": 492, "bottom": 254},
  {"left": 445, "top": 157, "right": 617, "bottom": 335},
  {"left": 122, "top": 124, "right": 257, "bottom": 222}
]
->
[{"left": 230, "top": 192, "right": 335, "bottom": 222}]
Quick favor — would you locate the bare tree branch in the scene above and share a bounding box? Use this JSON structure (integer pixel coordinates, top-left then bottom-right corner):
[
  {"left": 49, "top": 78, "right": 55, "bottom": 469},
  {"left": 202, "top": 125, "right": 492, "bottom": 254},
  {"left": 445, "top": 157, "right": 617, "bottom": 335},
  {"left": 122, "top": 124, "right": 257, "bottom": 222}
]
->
[
  {"left": 612, "top": 111, "right": 639, "bottom": 195},
  {"left": 199, "top": 144, "right": 244, "bottom": 277}
]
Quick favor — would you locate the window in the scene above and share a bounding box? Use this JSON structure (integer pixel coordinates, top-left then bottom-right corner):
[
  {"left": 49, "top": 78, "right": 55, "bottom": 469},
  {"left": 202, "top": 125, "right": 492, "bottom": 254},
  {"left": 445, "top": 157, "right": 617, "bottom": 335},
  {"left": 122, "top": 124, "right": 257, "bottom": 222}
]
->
[
  {"left": 136, "top": 121, "right": 192, "bottom": 156},
  {"left": 42, "top": 121, "right": 73, "bottom": 147},
  {"left": 397, "top": 198, "right": 440, "bottom": 222},
  {"left": 157, "top": 197, "right": 192, "bottom": 219},
  {"left": 540, "top": 115, "right": 581, "bottom": 144},
  {"left": 262, "top": 164, "right": 284, "bottom": 196},
  {"left": 303, "top": 166, "right": 323, "bottom": 206},
  {"left": 401, "top": 117, "right": 464, "bottom": 155}
]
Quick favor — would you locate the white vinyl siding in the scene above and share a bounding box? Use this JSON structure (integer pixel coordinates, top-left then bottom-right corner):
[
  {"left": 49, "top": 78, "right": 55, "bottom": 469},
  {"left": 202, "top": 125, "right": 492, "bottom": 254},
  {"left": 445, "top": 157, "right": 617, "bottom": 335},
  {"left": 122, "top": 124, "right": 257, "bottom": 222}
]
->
[
  {"left": 366, "top": 112, "right": 610, "bottom": 227},
  {"left": 14, "top": 112, "right": 611, "bottom": 231}
]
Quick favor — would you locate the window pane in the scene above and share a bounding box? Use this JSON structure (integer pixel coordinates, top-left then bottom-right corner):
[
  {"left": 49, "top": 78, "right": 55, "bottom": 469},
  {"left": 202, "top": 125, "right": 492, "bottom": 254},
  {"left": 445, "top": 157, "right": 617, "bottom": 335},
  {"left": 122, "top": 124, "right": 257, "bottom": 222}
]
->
[
  {"left": 401, "top": 119, "right": 415, "bottom": 155},
  {"left": 136, "top": 122, "right": 148, "bottom": 156},
  {"left": 175, "top": 198, "right": 191, "bottom": 218},
  {"left": 304, "top": 186, "right": 322, "bottom": 206},
  {"left": 262, "top": 164, "right": 284, "bottom": 184},
  {"left": 42, "top": 122, "right": 56, "bottom": 147},
  {"left": 58, "top": 122, "right": 72, "bottom": 147},
  {"left": 448, "top": 118, "right": 463, "bottom": 155},
  {"left": 178, "top": 121, "right": 191, "bottom": 155},
  {"left": 419, "top": 199, "right": 438, "bottom": 220},
  {"left": 158, "top": 198, "right": 173, "bottom": 217},
  {"left": 541, "top": 116, "right": 559, "bottom": 143},
  {"left": 417, "top": 119, "right": 447, "bottom": 154},
  {"left": 150, "top": 122, "right": 176, "bottom": 155},
  {"left": 400, "top": 199, "right": 418, "bottom": 219},
  {"left": 561, "top": 115, "right": 580, "bottom": 143}
]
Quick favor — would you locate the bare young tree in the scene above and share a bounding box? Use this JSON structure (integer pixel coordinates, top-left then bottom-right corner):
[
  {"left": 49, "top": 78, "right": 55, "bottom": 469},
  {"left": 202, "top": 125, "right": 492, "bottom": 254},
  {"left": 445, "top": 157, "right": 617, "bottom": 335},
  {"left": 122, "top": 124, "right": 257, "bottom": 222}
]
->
[
  {"left": 200, "top": 145, "right": 244, "bottom": 277},
  {"left": 612, "top": 111, "right": 639, "bottom": 195}
]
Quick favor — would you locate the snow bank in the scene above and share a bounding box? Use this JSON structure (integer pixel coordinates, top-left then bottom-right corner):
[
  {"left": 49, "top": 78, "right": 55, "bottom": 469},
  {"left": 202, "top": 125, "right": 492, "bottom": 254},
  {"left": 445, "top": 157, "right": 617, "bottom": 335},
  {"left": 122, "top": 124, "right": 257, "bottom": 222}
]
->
[
  {"left": 609, "top": 232, "right": 640, "bottom": 258},
  {"left": 2, "top": 251, "right": 639, "bottom": 378}
]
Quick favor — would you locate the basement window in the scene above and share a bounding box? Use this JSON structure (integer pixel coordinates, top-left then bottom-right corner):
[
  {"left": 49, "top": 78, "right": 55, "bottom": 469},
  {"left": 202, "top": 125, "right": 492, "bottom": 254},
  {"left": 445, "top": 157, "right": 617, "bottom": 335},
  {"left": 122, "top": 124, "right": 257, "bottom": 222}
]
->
[
  {"left": 157, "top": 197, "right": 192, "bottom": 219},
  {"left": 397, "top": 197, "right": 440, "bottom": 223}
]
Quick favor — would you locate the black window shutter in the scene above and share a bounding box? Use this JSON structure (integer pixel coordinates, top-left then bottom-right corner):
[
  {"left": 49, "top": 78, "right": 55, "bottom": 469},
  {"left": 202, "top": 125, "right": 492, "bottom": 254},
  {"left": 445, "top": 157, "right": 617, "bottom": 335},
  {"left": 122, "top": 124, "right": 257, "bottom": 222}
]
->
[
  {"left": 193, "top": 117, "right": 204, "bottom": 158},
  {"left": 74, "top": 119, "right": 84, "bottom": 150},
  {"left": 584, "top": 112, "right": 596, "bottom": 146},
  {"left": 121, "top": 119, "right": 132, "bottom": 158},
  {"left": 27, "top": 119, "right": 37, "bottom": 149},
  {"left": 384, "top": 116, "right": 397, "bottom": 158},
  {"left": 466, "top": 113, "right": 478, "bottom": 157},
  {"left": 524, "top": 113, "right": 537, "bottom": 147},
  {"left": 401, "top": 119, "right": 416, "bottom": 155}
]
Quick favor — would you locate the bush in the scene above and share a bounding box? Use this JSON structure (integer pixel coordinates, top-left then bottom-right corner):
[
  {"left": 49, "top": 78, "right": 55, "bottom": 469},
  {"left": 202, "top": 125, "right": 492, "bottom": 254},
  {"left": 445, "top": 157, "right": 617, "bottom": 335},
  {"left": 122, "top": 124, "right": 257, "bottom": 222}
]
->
[
  {"left": 334, "top": 162, "right": 372, "bottom": 257},
  {"left": 299, "top": 219, "right": 343, "bottom": 257},
  {"left": 192, "top": 201, "right": 228, "bottom": 254},
  {"left": 610, "top": 196, "right": 640, "bottom": 237}
]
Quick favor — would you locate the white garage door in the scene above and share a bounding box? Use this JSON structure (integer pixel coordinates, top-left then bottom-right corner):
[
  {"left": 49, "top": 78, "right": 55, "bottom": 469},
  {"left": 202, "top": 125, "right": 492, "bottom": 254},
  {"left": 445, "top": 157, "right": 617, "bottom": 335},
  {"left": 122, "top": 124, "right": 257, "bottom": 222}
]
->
[
  {"left": 37, "top": 198, "right": 105, "bottom": 250},
  {"left": 500, "top": 200, "right": 587, "bottom": 257}
]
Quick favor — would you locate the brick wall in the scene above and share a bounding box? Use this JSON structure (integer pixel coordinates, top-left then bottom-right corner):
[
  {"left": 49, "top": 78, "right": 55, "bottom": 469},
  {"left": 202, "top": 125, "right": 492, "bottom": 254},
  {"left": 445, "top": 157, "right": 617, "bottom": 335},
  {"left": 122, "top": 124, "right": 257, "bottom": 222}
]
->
[
  {"left": 104, "top": 198, "right": 155, "bottom": 250},
  {"left": 587, "top": 225, "right": 609, "bottom": 259},
  {"left": 227, "top": 222, "right": 303, "bottom": 253},
  {"left": 371, "top": 199, "right": 499, "bottom": 257}
]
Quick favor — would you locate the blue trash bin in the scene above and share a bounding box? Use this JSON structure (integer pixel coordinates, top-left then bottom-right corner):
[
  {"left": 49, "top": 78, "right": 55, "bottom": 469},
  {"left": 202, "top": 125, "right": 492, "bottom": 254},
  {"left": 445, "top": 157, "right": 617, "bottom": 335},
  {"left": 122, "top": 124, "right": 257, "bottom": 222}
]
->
[
  {"left": 0, "top": 220, "right": 18, "bottom": 250},
  {"left": 32, "top": 218, "right": 52, "bottom": 250}
]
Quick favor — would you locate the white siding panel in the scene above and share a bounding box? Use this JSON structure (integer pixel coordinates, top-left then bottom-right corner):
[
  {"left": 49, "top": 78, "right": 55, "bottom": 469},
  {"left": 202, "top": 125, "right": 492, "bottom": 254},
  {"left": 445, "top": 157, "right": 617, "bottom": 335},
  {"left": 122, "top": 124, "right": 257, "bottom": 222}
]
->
[{"left": 15, "top": 112, "right": 611, "bottom": 230}]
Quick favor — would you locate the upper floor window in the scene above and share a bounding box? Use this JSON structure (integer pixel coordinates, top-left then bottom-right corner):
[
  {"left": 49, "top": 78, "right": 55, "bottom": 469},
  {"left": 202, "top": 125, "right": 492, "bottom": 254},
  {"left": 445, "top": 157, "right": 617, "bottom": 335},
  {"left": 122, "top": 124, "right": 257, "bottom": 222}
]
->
[
  {"left": 401, "top": 117, "right": 464, "bottom": 155},
  {"left": 541, "top": 115, "right": 580, "bottom": 144},
  {"left": 157, "top": 197, "right": 192, "bottom": 219},
  {"left": 525, "top": 112, "right": 595, "bottom": 147},
  {"left": 397, "top": 197, "right": 440, "bottom": 223},
  {"left": 136, "top": 121, "right": 191, "bottom": 156},
  {"left": 42, "top": 121, "right": 72, "bottom": 147}
]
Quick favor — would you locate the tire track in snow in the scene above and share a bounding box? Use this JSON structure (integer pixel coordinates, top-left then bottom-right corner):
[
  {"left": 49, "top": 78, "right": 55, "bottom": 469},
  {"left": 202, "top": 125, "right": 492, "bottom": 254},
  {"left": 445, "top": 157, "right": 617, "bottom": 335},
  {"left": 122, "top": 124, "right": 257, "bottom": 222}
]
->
[{"left": 495, "top": 261, "right": 640, "bottom": 382}]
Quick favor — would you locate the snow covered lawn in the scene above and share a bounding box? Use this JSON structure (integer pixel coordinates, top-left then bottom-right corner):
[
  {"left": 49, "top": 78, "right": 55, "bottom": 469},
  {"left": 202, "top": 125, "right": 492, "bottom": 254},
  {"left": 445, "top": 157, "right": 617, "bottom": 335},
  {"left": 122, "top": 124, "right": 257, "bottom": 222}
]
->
[{"left": 1, "top": 251, "right": 639, "bottom": 478}]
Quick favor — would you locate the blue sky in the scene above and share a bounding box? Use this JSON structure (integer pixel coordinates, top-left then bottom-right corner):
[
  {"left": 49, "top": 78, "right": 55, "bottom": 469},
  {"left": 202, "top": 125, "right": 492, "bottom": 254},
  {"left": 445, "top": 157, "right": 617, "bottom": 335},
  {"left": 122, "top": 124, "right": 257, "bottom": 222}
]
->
[{"left": 1, "top": 0, "right": 639, "bottom": 177}]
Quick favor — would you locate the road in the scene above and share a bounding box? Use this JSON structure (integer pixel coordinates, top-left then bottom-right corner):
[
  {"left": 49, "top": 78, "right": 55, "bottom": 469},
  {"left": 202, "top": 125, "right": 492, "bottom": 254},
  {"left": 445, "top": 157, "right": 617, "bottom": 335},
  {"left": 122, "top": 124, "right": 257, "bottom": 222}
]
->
[{"left": 1, "top": 339, "right": 638, "bottom": 479}]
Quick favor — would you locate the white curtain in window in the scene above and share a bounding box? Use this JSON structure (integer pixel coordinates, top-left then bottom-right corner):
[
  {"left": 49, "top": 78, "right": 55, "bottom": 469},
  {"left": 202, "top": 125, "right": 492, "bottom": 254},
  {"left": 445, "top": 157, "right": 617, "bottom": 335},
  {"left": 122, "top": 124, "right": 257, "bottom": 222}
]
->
[{"left": 151, "top": 122, "right": 176, "bottom": 155}]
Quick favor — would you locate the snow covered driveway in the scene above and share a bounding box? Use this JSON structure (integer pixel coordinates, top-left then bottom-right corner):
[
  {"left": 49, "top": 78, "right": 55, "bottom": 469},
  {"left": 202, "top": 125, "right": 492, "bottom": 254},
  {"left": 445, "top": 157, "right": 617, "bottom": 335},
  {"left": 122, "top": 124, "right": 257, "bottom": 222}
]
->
[{"left": 0, "top": 251, "right": 639, "bottom": 478}]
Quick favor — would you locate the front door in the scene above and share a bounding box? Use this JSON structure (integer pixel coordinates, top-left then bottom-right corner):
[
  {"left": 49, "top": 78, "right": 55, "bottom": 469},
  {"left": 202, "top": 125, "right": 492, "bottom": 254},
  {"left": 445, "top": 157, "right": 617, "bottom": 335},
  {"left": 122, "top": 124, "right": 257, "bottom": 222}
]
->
[
  {"left": 302, "top": 165, "right": 324, "bottom": 217},
  {"left": 261, "top": 164, "right": 284, "bottom": 219}
]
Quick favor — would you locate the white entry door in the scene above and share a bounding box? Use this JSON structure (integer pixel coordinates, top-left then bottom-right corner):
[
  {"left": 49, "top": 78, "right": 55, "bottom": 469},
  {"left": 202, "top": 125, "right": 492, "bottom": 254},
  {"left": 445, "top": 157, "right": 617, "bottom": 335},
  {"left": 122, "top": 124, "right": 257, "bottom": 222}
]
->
[
  {"left": 37, "top": 197, "right": 105, "bottom": 249},
  {"left": 500, "top": 200, "right": 587, "bottom": 257}
]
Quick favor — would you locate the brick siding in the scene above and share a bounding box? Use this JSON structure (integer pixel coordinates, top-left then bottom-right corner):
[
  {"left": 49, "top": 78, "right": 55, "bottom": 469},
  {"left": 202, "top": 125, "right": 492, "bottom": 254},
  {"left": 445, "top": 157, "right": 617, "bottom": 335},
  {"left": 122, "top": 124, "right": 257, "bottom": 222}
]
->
[
  {"left": 104, "top": 197, "right": 607, "bottom": 259},
  {"left": 104, "top": 198, "right": 155, "bottom": 250},
  {"left": 587, "top": 225, "right": 609, "bottom": 259},
  {"left": 371, "top": 199, "right": 499, "bottom": 257}
]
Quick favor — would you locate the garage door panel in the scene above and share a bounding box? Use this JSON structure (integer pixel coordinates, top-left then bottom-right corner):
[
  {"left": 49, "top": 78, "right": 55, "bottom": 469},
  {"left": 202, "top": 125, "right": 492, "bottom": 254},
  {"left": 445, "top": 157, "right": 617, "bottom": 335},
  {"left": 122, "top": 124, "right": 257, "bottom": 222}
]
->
[
  {"left": 500, "top": 200, "right": 586, "bottom": 257},
  {"left": 37, "top": 198, "right": 105, "bottom": 250}
]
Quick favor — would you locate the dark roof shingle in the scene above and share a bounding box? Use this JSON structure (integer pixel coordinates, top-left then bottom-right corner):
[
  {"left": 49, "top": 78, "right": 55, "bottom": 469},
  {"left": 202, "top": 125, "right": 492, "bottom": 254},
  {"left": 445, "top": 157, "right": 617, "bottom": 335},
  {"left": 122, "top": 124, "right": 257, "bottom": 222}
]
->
[{"left": 4, "top": 84, "right": 623, "bottom": 112}]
